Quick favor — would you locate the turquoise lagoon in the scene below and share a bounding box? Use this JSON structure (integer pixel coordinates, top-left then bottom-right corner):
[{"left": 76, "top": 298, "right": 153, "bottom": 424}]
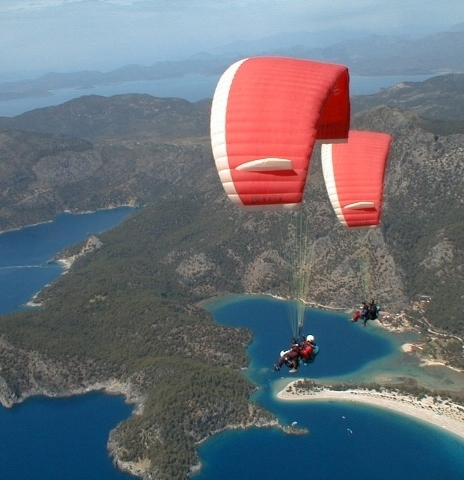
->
[{"left": 194, "top": 295, "right": 464, "bottom": 480}]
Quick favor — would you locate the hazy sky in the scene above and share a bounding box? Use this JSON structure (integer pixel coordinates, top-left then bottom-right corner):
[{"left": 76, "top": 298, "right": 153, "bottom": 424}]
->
[{"left": 1, "top": 0, "right": 463, "bottom": 75}]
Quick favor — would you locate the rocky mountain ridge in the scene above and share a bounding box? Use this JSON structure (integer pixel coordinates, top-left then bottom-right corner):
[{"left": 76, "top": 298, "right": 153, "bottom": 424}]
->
[
  {"left": 0, "top": 95, "right": 211, "bottom": 231},
  {"left": 351, "top": 73, "right": 464, "bottom": 121}
]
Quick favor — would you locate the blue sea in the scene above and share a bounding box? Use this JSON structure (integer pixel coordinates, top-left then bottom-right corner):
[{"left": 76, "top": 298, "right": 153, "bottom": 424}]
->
[
  {"left": 0, "top": 73, "right": 437, "bottom": 117},
  {"left": 0, "top": 208, "right": 135, "bottom": 315},
  {"left": 0, "top": 393, "right": 133, "bottom": 480}
]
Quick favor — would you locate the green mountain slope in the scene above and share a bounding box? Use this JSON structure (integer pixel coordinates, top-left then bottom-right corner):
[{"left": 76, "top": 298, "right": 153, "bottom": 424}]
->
[{"left": 0, "top": 75, "right": 463, "bottom": 478}]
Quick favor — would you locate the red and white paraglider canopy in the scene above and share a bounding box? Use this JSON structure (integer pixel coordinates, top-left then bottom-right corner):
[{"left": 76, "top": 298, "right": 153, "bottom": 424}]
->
[
  {"left": 211, "top": 57, "right": 350, "bottom": 211},
  {"left": 321, "top": 130, "right": 392, "bottom": 228}
]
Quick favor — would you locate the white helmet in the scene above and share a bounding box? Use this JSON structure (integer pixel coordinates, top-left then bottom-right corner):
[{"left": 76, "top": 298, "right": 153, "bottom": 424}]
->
[{"left": 306, "top": 335, "right": 315, "bottom": 342}]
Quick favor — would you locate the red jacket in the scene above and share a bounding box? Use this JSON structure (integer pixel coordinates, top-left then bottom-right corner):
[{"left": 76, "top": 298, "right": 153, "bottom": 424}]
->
[{"left": 300, "top": 343, "right": 314, "bottom": 361}]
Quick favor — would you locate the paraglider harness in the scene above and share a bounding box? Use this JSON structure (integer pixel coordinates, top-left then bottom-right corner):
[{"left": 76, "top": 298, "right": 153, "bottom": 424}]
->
[
  {"left": 299, "top": 342, "right": 319, "bottom": 366},
  {"left": 280, "top": 335, "right": 319, "bottom": 368}
]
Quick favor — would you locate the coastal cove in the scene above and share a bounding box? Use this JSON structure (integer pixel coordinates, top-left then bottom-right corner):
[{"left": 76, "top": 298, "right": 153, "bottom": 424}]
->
[
  {"left": 194, "top": 295, "right": 464, "bottom": 480},
  {"left": 0, "top": 207, "right": 137, "bottom": 315},
  {"left": 0, "top": 73, "right": 437, "bottom": 117},
  {"left": 0, "top": 208, "right": 137, "bottom": 479},
  {"left": 0, "top": 392, "right": 134, "bottom": 480},
  {"left": 277, "top": 385, "right": 464, "bottom": 439}
]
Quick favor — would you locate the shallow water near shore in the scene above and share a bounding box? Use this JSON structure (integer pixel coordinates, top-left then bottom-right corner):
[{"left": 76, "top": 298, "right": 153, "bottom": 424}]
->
[{"left": 195, "top": 295, "right": 464, "bottom": 480}]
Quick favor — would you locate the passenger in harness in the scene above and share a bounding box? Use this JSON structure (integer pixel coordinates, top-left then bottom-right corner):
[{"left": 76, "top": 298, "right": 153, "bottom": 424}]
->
[
  {"left": 350, "top": 302, "right": 369, "bottom": 324},
  {"left": 274, "top": 339, "right": 300, "bottom": 373}
]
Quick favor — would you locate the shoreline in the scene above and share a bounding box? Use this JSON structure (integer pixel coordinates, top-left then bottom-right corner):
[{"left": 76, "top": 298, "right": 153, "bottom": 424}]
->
[
  {"left": 0, "top": 204, "right": 139, "bottom": 236},
  {"left": 277, "top": 382, "right": 464, "bottom": 440},
  {"left": 197, "top": 292, "right": 349, "bottom": 314}
]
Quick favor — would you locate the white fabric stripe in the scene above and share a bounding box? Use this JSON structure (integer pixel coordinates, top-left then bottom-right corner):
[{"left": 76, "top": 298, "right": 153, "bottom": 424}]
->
[
  {"left": 210, "top": 58, "right": 248, "bottom": 206},
  {"left": 236, "top": 158, "right": 293, "bottom": 171},
  {"left": 218, "top": 170, "right": 233, "bottom": 184},
  {"left": 214, "top": 156, "right": 230, "bottom": 172},
  {"left": 321, "top": 143, "right": 347, "bottom": 226},
  {"left": 222, "top": 182, "right": 237, "bottom": 195},
  {"left": 345, "top": 201, "right": 375, "bottom": 210},
  {"left": 237, "top": 203, "right": 301, "bottom": 211}
]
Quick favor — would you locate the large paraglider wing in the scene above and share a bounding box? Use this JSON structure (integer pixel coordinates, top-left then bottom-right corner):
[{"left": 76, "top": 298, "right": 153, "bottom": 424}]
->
[
  {"left": 321, "top": 130, "right": 392, "bottom": 228},
  {"left": 210, "top": 57, "right": 350, "bottom": 211}
]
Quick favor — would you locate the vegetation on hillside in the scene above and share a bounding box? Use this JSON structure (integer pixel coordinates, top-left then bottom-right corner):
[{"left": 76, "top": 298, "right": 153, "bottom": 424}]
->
[{"left": 0, "top": 75, "right": 463, "bottom": 478}]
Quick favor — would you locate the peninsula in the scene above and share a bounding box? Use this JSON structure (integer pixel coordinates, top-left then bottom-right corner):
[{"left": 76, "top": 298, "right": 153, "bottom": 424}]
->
[{"left": 277, "top": 381, "right": 464, "bottom": 440}]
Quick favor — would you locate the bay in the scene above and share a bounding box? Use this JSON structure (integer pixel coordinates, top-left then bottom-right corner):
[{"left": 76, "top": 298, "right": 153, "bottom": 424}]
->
[
  {"left": 0, "top": 393, "right": 133, "bottom": 480},
  {"left": 0, "top": 207, "right": 136, "bottom": 315},
  {"left": 0, "top": 73, "right": 437, "bottom": 117},
  {"left": 193, "top": 295, "right": 464, "bottom": 480}
]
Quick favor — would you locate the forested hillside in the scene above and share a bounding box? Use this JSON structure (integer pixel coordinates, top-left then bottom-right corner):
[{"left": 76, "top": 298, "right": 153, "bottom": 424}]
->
[
  {"left": 0, "top": 76, "right": 462, "bottom": 334},
  {"left": 0, "top": 74, "right": 463, "bottom": 478}
]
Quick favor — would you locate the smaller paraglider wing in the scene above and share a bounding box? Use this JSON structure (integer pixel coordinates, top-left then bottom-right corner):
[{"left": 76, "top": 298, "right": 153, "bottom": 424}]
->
[{"left": 321, "top": 130, "right": 392, "bottom": 228}]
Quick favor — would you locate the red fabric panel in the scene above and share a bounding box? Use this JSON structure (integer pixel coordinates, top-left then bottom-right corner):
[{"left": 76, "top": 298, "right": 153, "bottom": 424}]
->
[
  {"left": 316, "top": 69, "right": 351, "bottom": 140},
  {"left": 332, "top": 131, "right": 391, "bottom": 227},
  {"left": 225, "top": 57, "right": 349, "bottom": 207}
]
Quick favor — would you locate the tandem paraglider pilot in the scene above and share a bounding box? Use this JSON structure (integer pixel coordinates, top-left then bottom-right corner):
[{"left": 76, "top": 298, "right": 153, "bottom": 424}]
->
[{"left": 274, "top": 335, "right": 319, "bottom": 373}]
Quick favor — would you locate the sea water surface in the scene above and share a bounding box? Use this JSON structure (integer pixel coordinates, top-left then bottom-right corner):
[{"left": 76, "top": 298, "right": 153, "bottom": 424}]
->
[
  {"left": 193, "top": 295, "right": 464, "bottom": 480},
  {"left": 0, "top": 393, "right": 133, "bottom": 480},
  {"left": 0, "top": 207, "right": 135, "bottom": 315},
  {"left": 0, "top": 73, "right": 438, "bottom": 117},
  {"left": 0, "top": 208, "right": 136, "bottom": 479}
]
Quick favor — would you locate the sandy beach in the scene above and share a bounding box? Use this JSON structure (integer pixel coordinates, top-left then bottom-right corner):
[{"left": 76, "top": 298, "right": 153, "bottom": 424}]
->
[{"left": 277, "top": 381, "right": 464, "bottom": 440}]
